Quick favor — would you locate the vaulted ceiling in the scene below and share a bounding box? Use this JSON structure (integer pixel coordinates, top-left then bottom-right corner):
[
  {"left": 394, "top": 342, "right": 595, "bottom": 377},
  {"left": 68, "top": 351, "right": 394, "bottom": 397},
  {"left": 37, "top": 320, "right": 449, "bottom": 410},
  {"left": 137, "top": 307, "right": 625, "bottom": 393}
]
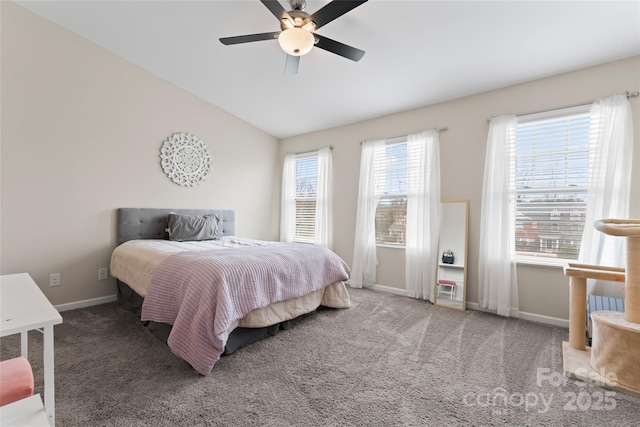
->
[{"left": 14, "top": 1, "right": 640, "bottom": 138}]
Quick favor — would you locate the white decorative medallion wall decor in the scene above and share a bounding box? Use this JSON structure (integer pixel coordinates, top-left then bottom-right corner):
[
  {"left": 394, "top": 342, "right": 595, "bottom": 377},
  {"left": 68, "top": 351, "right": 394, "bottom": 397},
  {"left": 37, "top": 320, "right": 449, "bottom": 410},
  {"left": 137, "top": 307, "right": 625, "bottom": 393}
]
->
[{"left": 160, "top": 132, "right": 212, "bottom": 187}]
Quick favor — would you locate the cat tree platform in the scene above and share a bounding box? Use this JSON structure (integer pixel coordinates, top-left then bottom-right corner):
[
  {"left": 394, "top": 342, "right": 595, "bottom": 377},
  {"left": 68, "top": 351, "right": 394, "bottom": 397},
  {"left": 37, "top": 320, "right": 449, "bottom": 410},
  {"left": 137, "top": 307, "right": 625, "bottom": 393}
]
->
[{"left": 563, "top": 219, "right": 640, "bottom": 396}]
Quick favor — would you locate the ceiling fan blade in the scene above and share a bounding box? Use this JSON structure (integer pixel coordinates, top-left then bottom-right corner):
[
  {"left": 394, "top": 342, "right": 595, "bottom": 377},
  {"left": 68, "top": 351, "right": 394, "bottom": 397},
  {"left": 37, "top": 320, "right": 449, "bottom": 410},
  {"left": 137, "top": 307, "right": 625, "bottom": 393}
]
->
[
  {"left": 219, "top": 32, "right": 280, "bottom": 45},
  {"left": 314, "top": 34, "right": 365, "bottom": 62},
  {"left": 309, "top": 0, "right": 368, "bottom": 30},
  {"left": 260, "top": 0, "right": 292, "bottom": 22},
  {"left": 284, "top": 54, "right": 300, "bottom": 75}
]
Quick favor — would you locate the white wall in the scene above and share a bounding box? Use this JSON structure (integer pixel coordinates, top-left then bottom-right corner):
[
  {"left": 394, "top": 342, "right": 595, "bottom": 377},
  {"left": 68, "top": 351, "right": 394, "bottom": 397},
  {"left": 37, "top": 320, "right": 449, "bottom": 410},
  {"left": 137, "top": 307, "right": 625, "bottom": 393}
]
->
[
  {"left": 1, "top": 2, "right": 281, "bottom": 306},
  {"left": 279, "top": 56, "right": 640, "bottom": 321}
]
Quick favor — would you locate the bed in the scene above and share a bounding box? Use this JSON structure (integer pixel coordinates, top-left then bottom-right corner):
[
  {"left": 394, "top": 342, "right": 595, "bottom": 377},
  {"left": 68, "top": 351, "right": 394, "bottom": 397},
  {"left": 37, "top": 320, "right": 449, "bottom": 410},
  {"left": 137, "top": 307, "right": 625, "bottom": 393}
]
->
[{"left": 110, "top": 208, "right": 351, "bottom": 375}]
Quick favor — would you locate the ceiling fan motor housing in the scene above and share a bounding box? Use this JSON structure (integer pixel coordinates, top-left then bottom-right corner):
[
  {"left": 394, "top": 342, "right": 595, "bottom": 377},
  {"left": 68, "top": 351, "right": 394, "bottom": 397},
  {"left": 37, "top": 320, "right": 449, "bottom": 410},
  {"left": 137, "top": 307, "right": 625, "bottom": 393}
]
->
[
  {"left": 280, "top": 10, "right": 313, "bottom": 31},
  {"left": 290, "top": 0, "right": 306, "bottom": 11}
]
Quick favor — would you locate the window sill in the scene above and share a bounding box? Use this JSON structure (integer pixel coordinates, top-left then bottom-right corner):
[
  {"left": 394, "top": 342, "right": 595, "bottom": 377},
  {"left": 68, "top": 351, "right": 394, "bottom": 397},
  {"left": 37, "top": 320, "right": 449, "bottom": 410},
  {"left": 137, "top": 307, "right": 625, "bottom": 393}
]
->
[
  {"left": 376, "top": 244, "right": 405, "bottom": 250},
  {"left": 516, "top": 255, "right": 573, "bottom": 269}
]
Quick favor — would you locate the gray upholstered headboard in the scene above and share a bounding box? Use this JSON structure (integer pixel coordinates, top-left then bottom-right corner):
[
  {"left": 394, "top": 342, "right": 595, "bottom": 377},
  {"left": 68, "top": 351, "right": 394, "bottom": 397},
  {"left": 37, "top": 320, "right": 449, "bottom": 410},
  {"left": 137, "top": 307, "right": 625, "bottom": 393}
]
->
[{"left": 117, "top": 208, "right": 235, "bottom": 245}]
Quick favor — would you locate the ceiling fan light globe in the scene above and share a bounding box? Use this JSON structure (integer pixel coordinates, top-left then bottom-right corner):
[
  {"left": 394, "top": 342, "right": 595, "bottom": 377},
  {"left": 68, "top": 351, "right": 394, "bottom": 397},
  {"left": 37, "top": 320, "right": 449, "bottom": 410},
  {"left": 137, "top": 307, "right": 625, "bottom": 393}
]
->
[{"left": 278, "top": 28, "right": 314, "bottom": 56}]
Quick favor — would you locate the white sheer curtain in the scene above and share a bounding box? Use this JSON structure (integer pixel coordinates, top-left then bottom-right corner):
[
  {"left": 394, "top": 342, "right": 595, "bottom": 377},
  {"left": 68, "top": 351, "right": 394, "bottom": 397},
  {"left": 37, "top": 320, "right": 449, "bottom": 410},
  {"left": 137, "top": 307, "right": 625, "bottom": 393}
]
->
[
  {"left": 315, "top": 146, "right": 334, "bottom": 248},
  {"left": 350, "top": 139, "right": 384, "bottom": 288},
  {"left": 579, "top": 94, "right": 634, "bottom": 295},
  {"left": 405, "top": 130, "right": 441, "bottom": 301},
  {"left": 478, "top": 115, "right": 519, "bottom": 317},
  {"left": 280, "top": 153, "right": 296, "bottom": 243}
]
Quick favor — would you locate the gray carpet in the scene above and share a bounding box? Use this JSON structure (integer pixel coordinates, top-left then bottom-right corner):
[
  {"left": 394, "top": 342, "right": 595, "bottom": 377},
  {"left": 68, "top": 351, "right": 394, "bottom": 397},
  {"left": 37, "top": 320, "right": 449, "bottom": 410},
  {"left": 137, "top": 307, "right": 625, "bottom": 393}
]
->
[{"left": 2, "top": 288, "right": 639, "bottom": 426}]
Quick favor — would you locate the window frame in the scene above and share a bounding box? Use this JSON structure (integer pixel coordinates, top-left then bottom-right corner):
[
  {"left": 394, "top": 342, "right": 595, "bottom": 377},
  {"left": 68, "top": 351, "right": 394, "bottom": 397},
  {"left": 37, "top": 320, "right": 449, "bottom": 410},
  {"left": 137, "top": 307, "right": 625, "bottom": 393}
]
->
[
  {"left": 374, "top": 139, "right": 409, "bottom": 248},
  {"left": 514, "top": 105, "right": 591, "bottom": 267}
]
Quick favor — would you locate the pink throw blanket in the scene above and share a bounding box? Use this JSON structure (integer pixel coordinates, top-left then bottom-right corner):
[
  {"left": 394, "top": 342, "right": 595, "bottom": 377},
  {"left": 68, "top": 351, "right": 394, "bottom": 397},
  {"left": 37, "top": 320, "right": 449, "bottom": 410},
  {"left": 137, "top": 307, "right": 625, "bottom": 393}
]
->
[{"left": 141, "top": 243, "right": 350, "bottom": 375}]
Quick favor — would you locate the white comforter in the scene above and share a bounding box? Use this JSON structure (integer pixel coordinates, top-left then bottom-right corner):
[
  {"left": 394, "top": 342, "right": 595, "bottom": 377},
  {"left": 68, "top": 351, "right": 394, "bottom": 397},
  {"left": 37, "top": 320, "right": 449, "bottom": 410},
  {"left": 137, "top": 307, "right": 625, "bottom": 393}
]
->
[
  {"left": 111, "top": 237, "right": 278, "bottom": 297},
  {"left": 110, "top": 237, "right": 351, "bottom": 329}
]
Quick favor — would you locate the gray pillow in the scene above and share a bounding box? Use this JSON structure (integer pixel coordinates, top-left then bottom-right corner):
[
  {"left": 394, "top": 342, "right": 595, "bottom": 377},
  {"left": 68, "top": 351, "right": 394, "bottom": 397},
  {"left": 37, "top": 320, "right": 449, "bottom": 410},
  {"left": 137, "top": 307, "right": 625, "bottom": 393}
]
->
[{"left": 167, "top": 213, "right": 220, "bottom": 241}]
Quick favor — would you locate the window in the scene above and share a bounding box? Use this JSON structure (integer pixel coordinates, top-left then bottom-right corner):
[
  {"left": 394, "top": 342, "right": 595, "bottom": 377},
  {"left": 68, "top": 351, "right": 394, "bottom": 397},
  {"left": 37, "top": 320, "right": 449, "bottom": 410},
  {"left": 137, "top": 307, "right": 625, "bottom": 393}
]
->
[
  {"left": 293, "top": 155, "right": 318, "bottom": 243},
  {"left": 515, "top": 106, "right": 590, "bottom": 261},
  {"left": 374, "top": 141, "right": 408, "bottom": 246},
  {"left": 281, "top": 147, "right": 333, "bottom": 247}
]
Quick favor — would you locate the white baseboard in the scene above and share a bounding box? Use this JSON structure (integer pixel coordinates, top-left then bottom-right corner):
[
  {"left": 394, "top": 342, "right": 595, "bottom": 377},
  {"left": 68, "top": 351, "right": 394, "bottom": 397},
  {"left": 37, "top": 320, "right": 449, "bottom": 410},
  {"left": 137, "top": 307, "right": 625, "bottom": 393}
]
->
[
  {"left": 360, "top": 285, "right": 569, "bottom": 328},
  {"left": 54, "top": 294, "right": 117, "bottom": 312},
  {"left": 518, "top": 311, "right": 569, "bottom": 328},
  {"left": 370, "top": 284, "right": 408, "bottom": 296},
  {"left": 466, "top": 301, "right": 569, "bottom": 328},
  {"left": 346, "top": 282, "right": 409, "bottom": 297}
]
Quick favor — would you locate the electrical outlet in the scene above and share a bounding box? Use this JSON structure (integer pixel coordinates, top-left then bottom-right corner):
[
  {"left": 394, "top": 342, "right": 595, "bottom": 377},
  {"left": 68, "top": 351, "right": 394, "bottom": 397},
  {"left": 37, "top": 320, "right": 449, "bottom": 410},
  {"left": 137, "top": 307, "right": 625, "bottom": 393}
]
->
[
  {"left": 50, "top": 273, "right": 61, "bottom": 287},
  {"left": 98, "top": 268, "right": 109, "bottom": 281}
]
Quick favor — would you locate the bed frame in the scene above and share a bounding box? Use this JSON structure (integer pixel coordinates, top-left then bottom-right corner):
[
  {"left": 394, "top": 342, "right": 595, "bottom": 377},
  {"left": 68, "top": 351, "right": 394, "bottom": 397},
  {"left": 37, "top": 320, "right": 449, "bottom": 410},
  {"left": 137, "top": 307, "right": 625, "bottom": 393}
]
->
[{"left": 115, "top": 208, "right": 311, "bottom": 355}]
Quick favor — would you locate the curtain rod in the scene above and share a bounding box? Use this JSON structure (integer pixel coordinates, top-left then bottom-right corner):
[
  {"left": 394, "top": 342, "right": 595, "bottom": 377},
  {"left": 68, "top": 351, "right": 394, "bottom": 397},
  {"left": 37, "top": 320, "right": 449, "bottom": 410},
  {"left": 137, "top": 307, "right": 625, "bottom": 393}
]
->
[
  {"left": 360, "top": 127, "right": 448, "bottom": 145},
  {"left": 288, "top": 145, "right": 334, "bottom": 156},
  {"left": 487, "top": 90, "right": 639, "bottom": 123}
]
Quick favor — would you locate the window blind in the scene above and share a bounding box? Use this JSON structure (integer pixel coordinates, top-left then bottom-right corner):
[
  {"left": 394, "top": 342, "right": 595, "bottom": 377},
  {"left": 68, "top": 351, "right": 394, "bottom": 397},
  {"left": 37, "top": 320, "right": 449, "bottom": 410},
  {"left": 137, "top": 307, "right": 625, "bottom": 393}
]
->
[
  {"left": 515, "top": 106, "right": 590, "bottom": 260},
  {"left": 374, "top": 141, "right": 408, "bottom": 246},
  {"left": 294, "top": 155, "right": 318, "bottom": 243}
]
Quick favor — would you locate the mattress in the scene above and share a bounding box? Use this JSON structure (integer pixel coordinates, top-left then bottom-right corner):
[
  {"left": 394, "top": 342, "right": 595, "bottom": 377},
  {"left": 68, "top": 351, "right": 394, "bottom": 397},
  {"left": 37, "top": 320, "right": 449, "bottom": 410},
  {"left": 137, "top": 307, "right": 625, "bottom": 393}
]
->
[{"left": 110, "top": 237, "right": 351, "bottom": 329}]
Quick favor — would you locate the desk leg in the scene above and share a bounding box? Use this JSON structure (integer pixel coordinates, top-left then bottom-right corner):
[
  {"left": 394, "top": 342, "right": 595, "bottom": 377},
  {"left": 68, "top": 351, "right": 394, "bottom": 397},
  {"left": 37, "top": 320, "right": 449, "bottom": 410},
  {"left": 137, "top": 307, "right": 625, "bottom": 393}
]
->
[
  {"left": 43, "top": 325, "right": 56, "bottom": 427},
  {"left": 21, "top": 331, "right": 28, "bottom": 358}
]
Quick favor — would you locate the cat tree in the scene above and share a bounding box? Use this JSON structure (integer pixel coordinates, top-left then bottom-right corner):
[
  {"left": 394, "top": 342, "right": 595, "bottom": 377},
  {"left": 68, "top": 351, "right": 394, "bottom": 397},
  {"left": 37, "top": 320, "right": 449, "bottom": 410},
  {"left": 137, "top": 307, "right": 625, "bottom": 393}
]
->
[{"left": 563, "top": 219, "right": 640, "bottom": 394}]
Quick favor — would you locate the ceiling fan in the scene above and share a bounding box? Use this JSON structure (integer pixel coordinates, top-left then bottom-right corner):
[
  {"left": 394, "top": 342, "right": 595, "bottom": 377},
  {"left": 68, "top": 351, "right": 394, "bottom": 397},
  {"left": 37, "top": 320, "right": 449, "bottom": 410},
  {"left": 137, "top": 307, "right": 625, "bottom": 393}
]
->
[{"left": 219, "top": 0, "right": 368, "bottom": 75}]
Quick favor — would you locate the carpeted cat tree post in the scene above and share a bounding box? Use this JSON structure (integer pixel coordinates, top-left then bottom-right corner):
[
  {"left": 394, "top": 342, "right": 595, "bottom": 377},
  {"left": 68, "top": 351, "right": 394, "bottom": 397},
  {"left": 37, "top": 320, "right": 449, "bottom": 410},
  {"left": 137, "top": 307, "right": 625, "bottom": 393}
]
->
[{"left": 563, "top": 219, "right": 640, "bottom": 395}]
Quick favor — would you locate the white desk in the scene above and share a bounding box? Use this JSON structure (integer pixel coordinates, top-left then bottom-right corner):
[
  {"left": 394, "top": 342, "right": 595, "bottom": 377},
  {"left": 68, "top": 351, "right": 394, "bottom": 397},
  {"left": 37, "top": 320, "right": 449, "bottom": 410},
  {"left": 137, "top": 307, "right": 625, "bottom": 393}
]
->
[
  {"left": 1, "top": 273, "right": 63, "bottom": 427},
  {"left": 0, "top": 394, "right": 50, "bottom": 426}
]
